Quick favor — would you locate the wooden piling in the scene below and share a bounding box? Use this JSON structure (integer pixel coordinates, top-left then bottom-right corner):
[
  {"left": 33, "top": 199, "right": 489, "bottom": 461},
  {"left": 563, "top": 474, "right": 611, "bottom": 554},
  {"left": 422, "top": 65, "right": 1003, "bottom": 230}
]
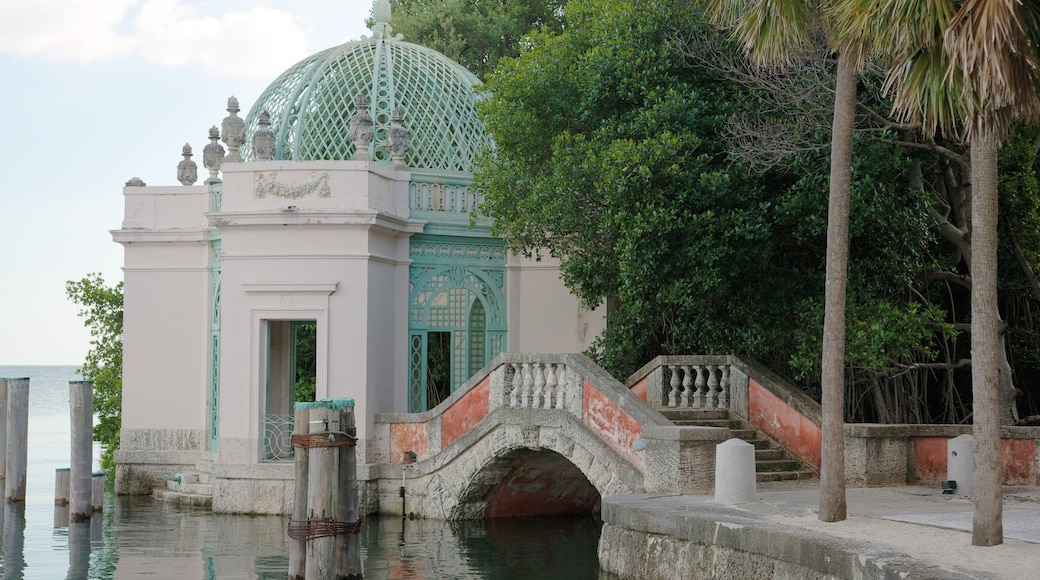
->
[
  {"left": 335, "top": 403, "right": 361, "bottom": 580},
  {"left": 55, "top": 468, "right": 71, "bottom": 506},
  {"left": 69, "top": 381, "right": 94, "bottom": 522},
  {"left": 91, "top": 472, "right": 106, "bottom": 512},
  {"left": 305, "top": 404, "right": 338, "bottom": 580},
  {"left": 0, "top": 378, "right": 8, "bottom": 482},
  {"left": 288, "top": 402, "right": 310, "bottom": 580},
  {"left": 4, "top": 378, "right": 29, "bottom": 502}
]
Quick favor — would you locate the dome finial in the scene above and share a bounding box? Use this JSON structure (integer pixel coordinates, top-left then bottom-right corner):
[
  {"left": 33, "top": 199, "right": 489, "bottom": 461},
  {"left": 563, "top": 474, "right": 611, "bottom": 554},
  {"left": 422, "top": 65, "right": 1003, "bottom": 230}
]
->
[{"left": 370, "top": 0, "right": 393, "bottom": 39}]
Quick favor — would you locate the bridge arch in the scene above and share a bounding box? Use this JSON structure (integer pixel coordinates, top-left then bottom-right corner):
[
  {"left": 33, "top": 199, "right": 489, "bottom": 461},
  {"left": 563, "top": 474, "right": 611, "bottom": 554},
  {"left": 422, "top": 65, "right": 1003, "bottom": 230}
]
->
[{"left": 416, "top": 417, "right": 642, "bottom": 520}]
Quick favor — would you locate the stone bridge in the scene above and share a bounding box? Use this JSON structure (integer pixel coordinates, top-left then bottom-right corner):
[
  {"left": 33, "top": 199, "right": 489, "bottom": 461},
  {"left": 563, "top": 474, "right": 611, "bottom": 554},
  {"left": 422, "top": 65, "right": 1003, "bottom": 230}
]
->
[{"left": 367, "top": 353, "right": 734, "bottom": 519}]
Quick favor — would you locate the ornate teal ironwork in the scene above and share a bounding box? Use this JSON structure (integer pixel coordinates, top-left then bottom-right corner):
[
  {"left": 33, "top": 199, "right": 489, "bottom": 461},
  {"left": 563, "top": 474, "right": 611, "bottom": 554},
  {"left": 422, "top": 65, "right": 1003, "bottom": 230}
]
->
[
  {"left": 408, "top": 235, "right": 506, "bottom": 411},
  {"left": 241, "top": 6, "right": 493, "bottom": 171},
  {"left": 208, "top": 237, "right": 222, "bottom": 453}
]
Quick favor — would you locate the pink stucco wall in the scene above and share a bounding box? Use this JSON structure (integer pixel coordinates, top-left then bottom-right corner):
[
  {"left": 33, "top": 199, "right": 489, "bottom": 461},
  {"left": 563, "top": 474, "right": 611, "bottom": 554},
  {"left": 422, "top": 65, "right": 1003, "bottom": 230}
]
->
[
  {"left": 629, "top": 377, "right": 648, "bottom": 402},
  {"left": 748, "top": 379, "right": 822, "bottom": 470},
  {"left": 913, "top": 436, "right": 1038, "bottom": 485},
  {"left": 441, "top": 377, "right": 491, "bottom": 449},
  {"left": 583, "top": 380, "right": 643, "bottom": 469},
  {"left": 390, "top": 422, "right": 428, "bottom": 463}
]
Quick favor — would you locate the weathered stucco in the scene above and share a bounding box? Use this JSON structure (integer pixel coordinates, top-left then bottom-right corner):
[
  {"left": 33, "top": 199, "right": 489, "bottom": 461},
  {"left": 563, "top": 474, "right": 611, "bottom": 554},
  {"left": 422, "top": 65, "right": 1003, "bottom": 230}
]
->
[
  {"left": 748, "top": 379, "right": 822, "bottom": 470},
  {"left": 583, "top": 380, "right": 644, "bottom": 470},
  {"left": 441, "top": 376, "right": 490, "bottom": 449}
]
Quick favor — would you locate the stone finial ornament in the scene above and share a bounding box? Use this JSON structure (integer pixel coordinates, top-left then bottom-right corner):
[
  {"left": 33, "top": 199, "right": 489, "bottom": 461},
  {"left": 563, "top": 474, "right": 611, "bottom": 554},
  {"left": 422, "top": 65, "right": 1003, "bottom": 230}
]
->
[
  {"left": 348, "top": 94, "right": 374, "bottom": 160},
  {"left": 177, "top": 143, "right": 198, "bottom": 185},
  {"left": 370, "top": 0, "right": 393, "bottom": 38},
  {"left": 203, "top": 126, "right": 225, "bottom": 181},
  {"left": 125, "top": 177, "right": 146, "bottom": 187},
  {"left": 222, "top": 96, "right": 246, "bottom": 163},
  {"left": 253, "top": 111, "right": 276, "bottom": 161},
  {"left": 387, "top": 106, "right": 410, "bottom": 167}
]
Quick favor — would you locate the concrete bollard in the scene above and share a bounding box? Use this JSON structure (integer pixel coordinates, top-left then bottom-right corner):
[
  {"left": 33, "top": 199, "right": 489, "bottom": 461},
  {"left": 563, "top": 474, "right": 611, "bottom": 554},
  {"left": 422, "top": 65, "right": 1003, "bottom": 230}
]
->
[
  {"left": 715, "top": 438, "right": 757, "bottom": 504},
  {"left": 55, "top": 468, "right": 71, "bottom": 506},
  {"left": 947, "top": 434, "right": 974, "bottom": 496},
  {"left": 5, "top": 378, "right": 29, "bottom": 502},
  {"left": 91, "top": 472, "right": 106, "bottom": 512},
  {"left": 69, "top": 381, "right": 94, "bottom": 522}
]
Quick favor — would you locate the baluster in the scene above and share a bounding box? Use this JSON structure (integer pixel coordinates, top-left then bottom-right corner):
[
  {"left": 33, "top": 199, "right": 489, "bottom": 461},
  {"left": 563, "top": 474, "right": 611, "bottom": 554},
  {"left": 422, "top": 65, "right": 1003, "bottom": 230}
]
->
[
  {"left": 533, "top": 363, "right": 546, "bottom": 408},
  {"left": 544, "top": 364, "right": 557, "bottom": 409},
  {"left": 509, "top": 363, "right": 521, "bottom": 407},
  {"left": 521, "top": 363, "right": 533, "bottom": 408},
  {"left": 692, "top": 366, "right": 705, "bottom": 408},
  {"left": 668, "top": 366, "right": 680, "bottom": 407},
  {"left": 680, "top": 365, "right": 692, "bottom": 408},
  {"left": 555, "top": 365, "right": 566, "bottom": 410},
  {"left": 718, "top": 365, "right": 730, "bottom": 409},
  {"left": 707, "top": 365, "right": 719, "bottom": 408}
]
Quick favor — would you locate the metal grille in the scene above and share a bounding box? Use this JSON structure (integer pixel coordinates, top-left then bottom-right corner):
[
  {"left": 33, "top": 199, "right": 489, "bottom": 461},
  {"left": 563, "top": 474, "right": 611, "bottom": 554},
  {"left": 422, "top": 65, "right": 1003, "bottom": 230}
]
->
[
  {"left": 263, "top": 414, "right": 294, "bottom": 461},
  {"left": 242, "top": 38, "right": 493, "bottom": 171}
]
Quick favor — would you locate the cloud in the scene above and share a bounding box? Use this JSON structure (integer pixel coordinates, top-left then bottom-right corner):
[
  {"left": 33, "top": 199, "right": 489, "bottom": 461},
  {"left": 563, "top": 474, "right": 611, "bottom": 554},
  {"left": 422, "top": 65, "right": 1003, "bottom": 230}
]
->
[{"left": 0, "top": 0, "right": 313, "bottom": 79}]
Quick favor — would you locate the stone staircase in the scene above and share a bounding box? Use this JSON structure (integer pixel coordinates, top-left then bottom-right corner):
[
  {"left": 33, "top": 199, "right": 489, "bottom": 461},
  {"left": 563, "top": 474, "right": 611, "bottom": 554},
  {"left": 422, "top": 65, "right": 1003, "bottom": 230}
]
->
[
  {"left": 659, "top": 409, "right": 816, "bottom": 483},
  {"left": 152, "top": 462, "right": 215, "bottom": 507}
]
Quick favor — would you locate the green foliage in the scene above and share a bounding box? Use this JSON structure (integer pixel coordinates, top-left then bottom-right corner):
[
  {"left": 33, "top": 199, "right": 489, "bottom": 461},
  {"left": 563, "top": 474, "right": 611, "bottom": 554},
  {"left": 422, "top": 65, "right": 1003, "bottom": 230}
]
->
[
  {"left": 477, "top": 0, "right": 957, "bottom": 389},
  {"left": 66, "top": 274, "right": 123, "bottom": 470},
  {"left": 293, "top": 322, "right": 317, "bottom": 402},
  {"left": 388, "top": 0, "right": 566, "bottom": 80}
]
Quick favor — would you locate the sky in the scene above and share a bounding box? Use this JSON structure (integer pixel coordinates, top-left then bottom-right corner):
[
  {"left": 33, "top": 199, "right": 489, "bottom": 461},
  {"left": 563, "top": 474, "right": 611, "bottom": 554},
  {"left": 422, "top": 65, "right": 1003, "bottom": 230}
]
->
[{"left": 0, "top": 0, "right": 375, "bottom": 365}]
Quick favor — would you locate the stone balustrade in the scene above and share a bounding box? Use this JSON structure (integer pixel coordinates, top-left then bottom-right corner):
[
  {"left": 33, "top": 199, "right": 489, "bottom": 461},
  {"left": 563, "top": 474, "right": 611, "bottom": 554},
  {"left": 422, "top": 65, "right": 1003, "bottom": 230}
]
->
[
  {"left": 663, "top": 363, "right": 731, "bottom": 409},
  {"left": 504, "top": 362, "right": 568, "bottom": 410}
]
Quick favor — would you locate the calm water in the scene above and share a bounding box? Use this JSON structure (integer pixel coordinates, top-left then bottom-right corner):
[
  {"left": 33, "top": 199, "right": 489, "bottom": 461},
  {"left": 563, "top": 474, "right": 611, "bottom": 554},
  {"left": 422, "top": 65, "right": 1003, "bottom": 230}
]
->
[{"left": 0, "top": 366, "right": 608, "bottom": 579}]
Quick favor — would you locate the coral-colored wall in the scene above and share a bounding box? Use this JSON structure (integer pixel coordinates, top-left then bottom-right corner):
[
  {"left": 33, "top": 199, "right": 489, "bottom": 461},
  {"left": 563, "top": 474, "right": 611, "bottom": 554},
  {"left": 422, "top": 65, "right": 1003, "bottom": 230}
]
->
[
  {"left": 629, "top": 377, "right": 648, "bottom": 402},
  {"left": 441, "top": 377, "right": 490, "bottom": 449},
  {"left": 913, "top": 437, "right": 948, "bottom": 484},
  {"left": 390, "top": 423, "right": 428, "bottom": 463},
  {"left": 582, "top": 381, "right": 643, "bottom": 469},
  {"left": 913, "top": 436, "right": 1037, "bottom": 485},
  {"left": 748, "top": 379, "right": 822, "bottom": 469}
]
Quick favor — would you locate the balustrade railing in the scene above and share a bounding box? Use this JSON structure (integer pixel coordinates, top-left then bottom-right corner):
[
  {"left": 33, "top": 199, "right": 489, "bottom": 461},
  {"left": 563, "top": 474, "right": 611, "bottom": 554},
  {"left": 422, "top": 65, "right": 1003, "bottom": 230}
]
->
[
  {"left": 263, "top": 413, "right": 294, "bottom": 461},
  {"left": 504, "top": 362, "right": 568, "bottom": 409},
  {"left": 663, "top": 364, "right": 731, "bottom": 410}
]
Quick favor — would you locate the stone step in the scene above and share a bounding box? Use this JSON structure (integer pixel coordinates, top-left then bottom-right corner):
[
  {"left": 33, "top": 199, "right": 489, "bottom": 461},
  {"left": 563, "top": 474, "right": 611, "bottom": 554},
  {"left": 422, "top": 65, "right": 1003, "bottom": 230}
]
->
[
  {"left": 754, "top": 448, "right": 783, "bottom": 461},
  {"left": 755, "top": 470, "right": 816, "bottom": 483},
  {"left": 657, "top": 408, "right": 729, "bottom": 421},
  {"left": 153, "top": 487, "right": 213, "bottom": 508},
  {"left": 670, "top": 419, "right": 743, "bottom": 429},
  {"left": 754, "top": 459, "right": 806, "bottom": 473}
]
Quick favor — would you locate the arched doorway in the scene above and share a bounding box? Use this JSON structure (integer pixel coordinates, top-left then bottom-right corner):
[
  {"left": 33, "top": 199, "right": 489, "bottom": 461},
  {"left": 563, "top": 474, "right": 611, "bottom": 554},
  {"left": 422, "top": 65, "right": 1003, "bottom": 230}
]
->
[{"left": 408, "top": 236, "right": 506, "bottom": 412}]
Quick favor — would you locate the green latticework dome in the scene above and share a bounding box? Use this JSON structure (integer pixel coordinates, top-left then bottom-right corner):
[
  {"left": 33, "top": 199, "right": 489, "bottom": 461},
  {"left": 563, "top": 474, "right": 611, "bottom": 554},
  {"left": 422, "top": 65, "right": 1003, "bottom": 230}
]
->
[{"left": 242, "top": 10, "right": 493, "bottom": 172}]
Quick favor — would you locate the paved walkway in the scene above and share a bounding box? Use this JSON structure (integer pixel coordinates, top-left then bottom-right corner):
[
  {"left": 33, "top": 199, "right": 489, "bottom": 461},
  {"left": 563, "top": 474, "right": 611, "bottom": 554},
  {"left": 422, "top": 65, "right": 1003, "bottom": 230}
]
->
[
  {"left": 736, "top": 482, "right": 1040, "bottom": 578},
  {"left": 603, "top": 483, "right": 1040, "bottom": 579}
]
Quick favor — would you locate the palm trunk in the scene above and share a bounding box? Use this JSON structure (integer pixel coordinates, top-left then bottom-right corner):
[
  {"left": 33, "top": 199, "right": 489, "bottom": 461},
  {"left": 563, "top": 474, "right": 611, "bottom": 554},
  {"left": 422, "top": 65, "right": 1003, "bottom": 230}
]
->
[
  {"left": 819, "top": 50, "right": 855, "bottom": 523},
  {"left": 970, "top": 134, "right": 1003, "bottom": 546}
]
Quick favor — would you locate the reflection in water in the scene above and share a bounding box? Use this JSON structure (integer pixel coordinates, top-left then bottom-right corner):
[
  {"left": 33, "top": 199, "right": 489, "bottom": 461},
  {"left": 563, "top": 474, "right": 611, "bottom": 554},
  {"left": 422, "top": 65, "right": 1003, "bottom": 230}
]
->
[
  {"left": 2, "top": 503, "right": 26, "bottom": 580},
  {"left": 2, "top": 493, "right": 612, "bottom": 579}
]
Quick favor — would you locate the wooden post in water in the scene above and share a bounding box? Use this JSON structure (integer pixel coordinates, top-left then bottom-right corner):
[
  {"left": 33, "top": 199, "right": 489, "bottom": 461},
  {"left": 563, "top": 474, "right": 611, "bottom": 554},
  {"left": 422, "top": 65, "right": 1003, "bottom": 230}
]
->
[
  {"left": 5, "top": 378, "right": 29, "bottom": 502},
  {"left": 288, "top": 402, "right": 310, "bottom": 580},
  {"left": 335, "top": 401, "right": 361, "bottom": 580},
  {"left": 69, "top": 380, "right": 94, "bottom": 522},
  {"left": 55, "top": 468, "right": 71, "bottom": 506},
  {"left": 91, "top": 472, "right": 106, "bottom": 512},
  {"left": 0, "top": 378, "right": 8, "bottom": 482},
  {"left": 305, "top": 403, "right": 338, "bottom": 580}
]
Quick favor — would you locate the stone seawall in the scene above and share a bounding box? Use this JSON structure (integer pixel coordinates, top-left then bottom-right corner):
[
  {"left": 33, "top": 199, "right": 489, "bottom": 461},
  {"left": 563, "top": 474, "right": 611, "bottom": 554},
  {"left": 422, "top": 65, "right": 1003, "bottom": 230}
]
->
[{"left": 598, "top": 494, "right": 978, "bottom": 580}]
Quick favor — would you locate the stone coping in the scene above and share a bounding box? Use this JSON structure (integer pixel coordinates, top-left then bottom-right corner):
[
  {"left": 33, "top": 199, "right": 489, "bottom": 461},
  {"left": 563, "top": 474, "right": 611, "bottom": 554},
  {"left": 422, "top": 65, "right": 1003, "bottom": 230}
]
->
[
  {"left": 600, "top": 493, "right": 980, "bottom": 579},
  {"left": 845, "top": 423, "right": 1040, "bottom": 439}
]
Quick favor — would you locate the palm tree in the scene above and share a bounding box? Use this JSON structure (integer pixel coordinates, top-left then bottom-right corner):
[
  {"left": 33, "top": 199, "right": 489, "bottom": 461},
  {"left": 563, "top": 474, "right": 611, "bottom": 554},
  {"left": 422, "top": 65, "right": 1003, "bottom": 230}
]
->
[
  {"left": 872, "top": 0, "right": 1040, "bottom": 546},
  {"left": 707, "top": 0, "right": 876, "bottom": 523}
]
